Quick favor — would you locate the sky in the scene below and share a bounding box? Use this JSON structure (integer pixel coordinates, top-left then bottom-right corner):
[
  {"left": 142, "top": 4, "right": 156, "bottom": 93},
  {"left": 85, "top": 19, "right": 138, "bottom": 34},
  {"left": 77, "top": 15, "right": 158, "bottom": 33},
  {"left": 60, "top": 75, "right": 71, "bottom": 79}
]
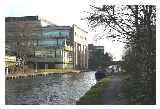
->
[{"left": 2, "top": 0, "right": 126, "bottom": 61}]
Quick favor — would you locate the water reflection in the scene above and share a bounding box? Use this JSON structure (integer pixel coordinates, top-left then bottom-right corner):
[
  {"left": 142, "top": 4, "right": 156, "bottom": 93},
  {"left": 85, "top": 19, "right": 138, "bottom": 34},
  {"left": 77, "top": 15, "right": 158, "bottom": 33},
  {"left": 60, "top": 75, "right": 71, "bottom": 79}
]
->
[{"left": 6, "top": 71, "right": 96, "bottom": 105}]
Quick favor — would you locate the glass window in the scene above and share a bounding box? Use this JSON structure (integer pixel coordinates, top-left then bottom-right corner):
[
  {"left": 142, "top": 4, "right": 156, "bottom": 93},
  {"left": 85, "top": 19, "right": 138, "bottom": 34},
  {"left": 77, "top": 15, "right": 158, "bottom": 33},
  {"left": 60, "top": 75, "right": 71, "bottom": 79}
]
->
[
  {"left": 39, "top": 40, "right": 57, "bottom": 47},
  {"left": 43, "top": 30, "right": 70, "bottom": 39},
  {"left": 44, "top": 31, "right": 59, "bottom": 36},
  {"left": 35, "top": 51, "right": 41, "bottom": 56},
  {"left": 50, "top": 50, "right": 55, "bottom": 58},
  {"left": 56, "top": 49, "right": 62, "bottom": 58},
  {"left": 58, "top": 39, "right": 65, "bottom": 46},
  {"left": 60, "top": 31, "right": 69, "bottom": 37},
  {"left": 43, "top": 31, "right": 60, "bottom": 39}
]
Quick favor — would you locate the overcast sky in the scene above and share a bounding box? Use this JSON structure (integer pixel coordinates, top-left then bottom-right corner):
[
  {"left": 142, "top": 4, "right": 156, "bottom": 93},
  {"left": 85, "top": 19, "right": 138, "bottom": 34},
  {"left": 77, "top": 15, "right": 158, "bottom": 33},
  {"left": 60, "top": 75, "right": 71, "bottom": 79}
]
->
[{"left": 3, "top": 0, "right": 126, "bottom": 60}]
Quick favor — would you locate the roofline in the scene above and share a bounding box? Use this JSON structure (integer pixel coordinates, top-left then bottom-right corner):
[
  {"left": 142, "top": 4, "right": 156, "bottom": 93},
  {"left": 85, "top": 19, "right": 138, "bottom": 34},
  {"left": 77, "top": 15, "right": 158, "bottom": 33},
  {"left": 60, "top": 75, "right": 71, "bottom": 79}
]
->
[
  {"left": 5, "top": 15, "right": 38, "bottom": 18},
  {"left": 73, "top": 24, "right": 88, "bottom": 33},
  {"left": 42, "top": 25, "right": 71, "bottom": 28},
  {"left": 42, "top": 25, "right": 72, "bottom": 31},
  {"left": 88, "top": 44, "right": 104, "bottom": 48}
]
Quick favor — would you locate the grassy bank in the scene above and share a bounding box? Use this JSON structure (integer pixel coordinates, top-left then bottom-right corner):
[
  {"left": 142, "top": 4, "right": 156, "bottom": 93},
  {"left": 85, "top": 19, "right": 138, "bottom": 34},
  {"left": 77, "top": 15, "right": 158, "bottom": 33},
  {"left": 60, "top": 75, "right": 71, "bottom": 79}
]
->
[
  {"left": 122, "top": 75, "right": 145, "bottom": 104},
  {"left": 122, "top": 74, "right": 155, "bottom": 105},
  {"left": 76, "top": 76, "right": 112, "bottom": 105}
]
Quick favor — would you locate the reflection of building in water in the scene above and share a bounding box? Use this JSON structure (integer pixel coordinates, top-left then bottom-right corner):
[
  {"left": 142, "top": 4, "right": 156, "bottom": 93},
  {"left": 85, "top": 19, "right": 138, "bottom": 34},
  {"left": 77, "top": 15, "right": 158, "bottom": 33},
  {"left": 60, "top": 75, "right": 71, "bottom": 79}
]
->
[{"left": 5, "top": 16, "right": 88, "bottom": 69}]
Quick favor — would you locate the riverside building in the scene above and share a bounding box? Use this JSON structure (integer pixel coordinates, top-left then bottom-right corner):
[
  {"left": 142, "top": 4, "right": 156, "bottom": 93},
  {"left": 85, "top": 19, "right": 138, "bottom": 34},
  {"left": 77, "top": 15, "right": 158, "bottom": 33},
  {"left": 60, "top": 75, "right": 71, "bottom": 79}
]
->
[
  {"left": 5, "top": 16, "right": 42, "bottom": 73},
  {"left": 5, "top": 16, "right": 88, "bottom": 70},
  {"left": 72, "top": 24, "right": 88, "bottom": 69},
  {"left": 32, "top": 25, "right": 73, "bottom": 69},
  {"left": 88, "top": 44, "right": 104, "bottom": 69}
]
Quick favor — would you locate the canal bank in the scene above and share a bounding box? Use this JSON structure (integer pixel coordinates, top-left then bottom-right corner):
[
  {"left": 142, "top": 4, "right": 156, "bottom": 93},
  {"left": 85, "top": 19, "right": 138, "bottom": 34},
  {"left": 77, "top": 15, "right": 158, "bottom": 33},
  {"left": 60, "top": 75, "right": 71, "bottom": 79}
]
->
[
  {"left": 76, "top": 75, "right": 112, "bottom": 104},
  {"left": 77, "top": 74, "right": 129, "bottom": 105},
  {"left": 6, "top": 69, "right": 81, "bottom": 80}
]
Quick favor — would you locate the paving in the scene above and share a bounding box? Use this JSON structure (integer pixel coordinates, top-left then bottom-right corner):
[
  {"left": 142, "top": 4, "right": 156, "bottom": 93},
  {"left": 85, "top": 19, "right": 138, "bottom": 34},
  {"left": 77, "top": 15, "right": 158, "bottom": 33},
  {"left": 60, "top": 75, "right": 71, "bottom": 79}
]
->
[{"left": 101, "top": 74, "right": 129, "bottom": 105}]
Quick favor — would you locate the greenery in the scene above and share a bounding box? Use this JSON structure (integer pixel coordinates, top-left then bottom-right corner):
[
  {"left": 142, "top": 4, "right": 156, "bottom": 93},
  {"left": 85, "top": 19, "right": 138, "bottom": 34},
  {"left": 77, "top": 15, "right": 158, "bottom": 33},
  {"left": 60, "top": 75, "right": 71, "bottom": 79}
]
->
[
  {"left": 85, "top": 4, "right": 156, "bottom": 104},
  {"left": 76, "top": 76, "right": 112, "bottom": 105}
]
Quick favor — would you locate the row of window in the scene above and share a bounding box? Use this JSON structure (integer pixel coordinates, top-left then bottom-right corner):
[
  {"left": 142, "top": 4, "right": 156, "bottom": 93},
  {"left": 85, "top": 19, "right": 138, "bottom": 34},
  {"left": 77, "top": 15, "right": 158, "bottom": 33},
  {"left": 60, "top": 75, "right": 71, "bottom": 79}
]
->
[
  {"left": 74, "top": 32, "right": 87, "bottom": 40},
  {"left": 39, "top": 39, "right": 65, "bottom": 47},
  {"left": 43, "top": 31, "right": 70, "bottom": 39},
  {"left": 35, "top": 49, "right": 72, "bottom": 59}
]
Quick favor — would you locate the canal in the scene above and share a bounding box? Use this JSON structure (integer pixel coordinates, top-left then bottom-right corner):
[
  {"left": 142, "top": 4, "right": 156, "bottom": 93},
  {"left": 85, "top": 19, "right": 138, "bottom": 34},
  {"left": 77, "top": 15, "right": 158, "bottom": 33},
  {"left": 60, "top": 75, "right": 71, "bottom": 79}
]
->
[{"left": 5, "top": 71, "right": 96, "bottom": 105}]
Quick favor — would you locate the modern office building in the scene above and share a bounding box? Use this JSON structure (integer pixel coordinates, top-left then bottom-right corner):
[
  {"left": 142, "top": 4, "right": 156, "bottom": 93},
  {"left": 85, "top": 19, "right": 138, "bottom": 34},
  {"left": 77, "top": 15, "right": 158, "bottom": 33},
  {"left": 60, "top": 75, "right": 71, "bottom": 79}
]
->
[
  {"left": 5, "top": 16, "right": 42, "bottom": 59},
  {"left": 5, "top": 16, "right": 88, "bottom": 70},
  {"left": 32, "top": 24, "right": 88, "bottom": 69},
  {"left": 31, "top": 25, "right": 73, "bottom": 69},
  {"left": 5, "top": 16, "right": 42, "bottom": 74},
  {"left": 88, "top": 44, "right": 104, "bottom": 69}
]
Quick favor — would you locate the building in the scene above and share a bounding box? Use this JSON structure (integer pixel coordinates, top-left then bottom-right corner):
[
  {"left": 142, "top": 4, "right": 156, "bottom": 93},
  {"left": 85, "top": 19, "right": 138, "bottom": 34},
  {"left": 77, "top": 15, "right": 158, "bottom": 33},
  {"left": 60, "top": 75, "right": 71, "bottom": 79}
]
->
[
  {"left": 5, "top": 16, "right": 88, "bottom": 70},
  {"left": 31, "top": 25, "right": 73, "bottom": 69},
  {"left": 72, "top": 24, "right": 88, "bottom": 69},
  {"left": 5, "top": 56, "right": 16, "bottom": 75},
  {"left": 88, "top": 44, "right": 104, "bottom": 69},
  {"left": 5, "top": 16, "right": 42, "bottom": 62},
  {"left": 32, "top": 24, "right": 88, "bottom": 69}
]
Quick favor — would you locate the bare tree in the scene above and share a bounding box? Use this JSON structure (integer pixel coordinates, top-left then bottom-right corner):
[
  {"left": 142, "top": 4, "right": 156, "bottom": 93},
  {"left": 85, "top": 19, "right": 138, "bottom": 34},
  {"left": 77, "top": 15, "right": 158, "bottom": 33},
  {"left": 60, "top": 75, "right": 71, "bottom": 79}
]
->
[
  {"left": 12, "top": 21, "right": 41, "bottom": 73},
  {"left": 84, "top": 4, "right": 156, "bottom": 104},
  {"left": 85, "top": 5, "right": 155, "bottom": 45}
]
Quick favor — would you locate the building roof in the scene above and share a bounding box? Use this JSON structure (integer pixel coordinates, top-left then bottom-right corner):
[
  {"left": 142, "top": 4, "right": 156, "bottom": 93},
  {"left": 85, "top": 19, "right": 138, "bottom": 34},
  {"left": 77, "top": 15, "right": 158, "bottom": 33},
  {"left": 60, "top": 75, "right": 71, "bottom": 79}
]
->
[
  {"left": 5, "top": 16, "right": 39, "bottom": 22},
  {"left": 88, "top": 44, "right": 104, "bottom": 49},
  {"left": 42, "top": 25, "right": 72, "bottom": 30},
  {"left": 73, "top": 24, "right": 88, "bottom": 33}
]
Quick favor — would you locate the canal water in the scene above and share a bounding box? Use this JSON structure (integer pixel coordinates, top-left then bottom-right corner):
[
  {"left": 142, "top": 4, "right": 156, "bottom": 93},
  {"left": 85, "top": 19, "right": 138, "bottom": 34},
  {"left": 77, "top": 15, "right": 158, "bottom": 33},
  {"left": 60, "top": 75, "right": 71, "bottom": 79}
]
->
[{"left": 5, "top": 71, "right": 96, "bottom": 105}]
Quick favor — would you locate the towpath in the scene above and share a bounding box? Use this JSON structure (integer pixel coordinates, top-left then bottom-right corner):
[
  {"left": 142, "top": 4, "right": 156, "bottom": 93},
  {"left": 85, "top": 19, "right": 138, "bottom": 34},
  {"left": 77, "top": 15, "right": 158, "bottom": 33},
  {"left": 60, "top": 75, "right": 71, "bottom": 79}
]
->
[{"left": 101, "top": 74, "right": 129, "bottom": 104}]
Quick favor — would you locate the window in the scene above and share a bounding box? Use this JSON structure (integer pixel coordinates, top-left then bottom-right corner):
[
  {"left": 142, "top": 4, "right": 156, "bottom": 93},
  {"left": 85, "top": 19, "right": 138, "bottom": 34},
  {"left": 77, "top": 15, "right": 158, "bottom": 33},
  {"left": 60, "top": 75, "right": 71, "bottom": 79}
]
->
[
  {"left": 58, "top": 39, "right": 65, "bottom": 46},
  {"left": 56, "top": 49, "right": 62, "bottom": 58},
  {"left": 39, "top": 40, "right": 57, "bottom": 47}
]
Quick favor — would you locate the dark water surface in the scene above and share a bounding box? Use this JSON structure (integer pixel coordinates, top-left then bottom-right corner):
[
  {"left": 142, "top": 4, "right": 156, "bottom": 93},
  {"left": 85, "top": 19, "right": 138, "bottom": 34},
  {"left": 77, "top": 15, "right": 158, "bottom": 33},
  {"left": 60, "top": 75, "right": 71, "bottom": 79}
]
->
[{"left": 5, "top": 71, "right": 96, "bottom": 105}]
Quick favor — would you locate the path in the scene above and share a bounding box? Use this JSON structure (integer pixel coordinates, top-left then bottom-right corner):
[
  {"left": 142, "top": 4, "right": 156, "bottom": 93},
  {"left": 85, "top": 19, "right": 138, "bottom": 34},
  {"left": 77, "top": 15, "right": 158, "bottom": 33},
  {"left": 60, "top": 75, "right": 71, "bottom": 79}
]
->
[{"left": 101, "top": 74, "right": 129, "bottom": 104}]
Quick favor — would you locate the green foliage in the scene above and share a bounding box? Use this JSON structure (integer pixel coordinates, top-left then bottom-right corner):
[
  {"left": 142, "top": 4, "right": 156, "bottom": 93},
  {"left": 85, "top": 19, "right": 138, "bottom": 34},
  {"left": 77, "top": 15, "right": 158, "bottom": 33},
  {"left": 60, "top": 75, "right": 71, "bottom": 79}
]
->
[
  {"left": 77, "top": 76, "right": 112, "bottom": 105},
  {"left": 122, "top": 31, "right": 156, "bottom": 104}
]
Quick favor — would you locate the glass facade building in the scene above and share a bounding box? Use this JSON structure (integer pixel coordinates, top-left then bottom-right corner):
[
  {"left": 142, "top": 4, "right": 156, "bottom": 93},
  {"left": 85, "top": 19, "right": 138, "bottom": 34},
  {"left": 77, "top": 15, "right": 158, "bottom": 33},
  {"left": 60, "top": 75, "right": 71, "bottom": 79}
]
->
[
  {"left": 5, "top": 16, "right": 88, "bottom": 70},
  {"left": 33, "top": 26, "right": 73, "bottom": 69}
]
